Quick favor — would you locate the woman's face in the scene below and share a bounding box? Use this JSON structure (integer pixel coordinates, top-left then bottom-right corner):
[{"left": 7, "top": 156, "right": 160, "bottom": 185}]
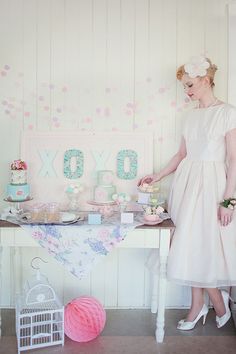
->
[{"left": 181, "top": 74, "right": 209, "bottom": 101}]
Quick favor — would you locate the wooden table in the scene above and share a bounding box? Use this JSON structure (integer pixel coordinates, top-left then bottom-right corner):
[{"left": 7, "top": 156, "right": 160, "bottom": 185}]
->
[{"left": 0, "top": 219, "right": 175, "bottom": 343}]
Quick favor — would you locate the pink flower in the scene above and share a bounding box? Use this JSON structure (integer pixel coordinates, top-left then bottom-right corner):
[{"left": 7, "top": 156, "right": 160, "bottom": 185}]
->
[{"left": 10, "top": 159, "right": 27, "bottom": 170}]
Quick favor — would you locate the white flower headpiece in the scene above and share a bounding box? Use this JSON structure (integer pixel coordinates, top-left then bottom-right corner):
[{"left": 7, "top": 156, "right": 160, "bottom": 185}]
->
[{"left": 184, "top": 56, "right": 210, "bottom": 78}]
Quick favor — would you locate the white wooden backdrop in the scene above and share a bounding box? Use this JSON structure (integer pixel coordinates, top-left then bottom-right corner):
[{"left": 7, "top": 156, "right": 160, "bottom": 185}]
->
[{"left": 0, "top": 0, "right": 230, "bottom": 308}]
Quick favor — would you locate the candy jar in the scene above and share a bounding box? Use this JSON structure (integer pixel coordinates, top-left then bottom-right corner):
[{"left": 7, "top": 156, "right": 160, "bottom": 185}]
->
[{"left": 65, "top": 183, "right": 84, "bottom": 211}]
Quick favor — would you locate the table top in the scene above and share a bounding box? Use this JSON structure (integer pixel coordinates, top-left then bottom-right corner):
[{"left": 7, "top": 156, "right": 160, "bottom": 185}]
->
[{"left": 0, "top": 218, "right": 175, "bottom": 229}]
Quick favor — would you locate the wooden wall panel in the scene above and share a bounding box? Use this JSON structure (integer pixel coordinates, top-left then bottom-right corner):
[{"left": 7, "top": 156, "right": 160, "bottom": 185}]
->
[{"left": 0, "top": 0, "right": 230, "bottom": 308}]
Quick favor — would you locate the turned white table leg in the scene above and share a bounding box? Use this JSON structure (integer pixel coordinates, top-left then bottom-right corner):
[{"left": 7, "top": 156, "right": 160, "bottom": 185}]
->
[
  {"left": 155, "top": 229, "right": 170, "bottom": 343},
  {"left": 11, "top": 247, "right": 22, "bottom": 307},
  {"left": 151, "top": 273, "right": 158, "bottom": 314}
]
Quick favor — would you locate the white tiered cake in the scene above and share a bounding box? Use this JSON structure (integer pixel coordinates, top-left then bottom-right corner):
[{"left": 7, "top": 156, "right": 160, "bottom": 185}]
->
[{"left": 93, "top": 170, "right": 116, "bottom": 203}]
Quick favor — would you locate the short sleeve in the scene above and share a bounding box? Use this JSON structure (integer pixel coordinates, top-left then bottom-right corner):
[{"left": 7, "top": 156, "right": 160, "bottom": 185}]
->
[{"left": 225, "top": 106, "right": 236, "bottom": 134}]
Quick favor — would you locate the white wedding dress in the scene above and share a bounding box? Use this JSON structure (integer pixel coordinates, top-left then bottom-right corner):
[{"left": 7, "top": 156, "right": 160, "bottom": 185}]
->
[{"left": 167, "top": 103, "right": 236, "bottom": 287}]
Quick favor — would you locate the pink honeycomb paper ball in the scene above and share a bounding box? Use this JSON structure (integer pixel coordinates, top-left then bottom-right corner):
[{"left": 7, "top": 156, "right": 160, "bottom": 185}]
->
[{"left": 64, "top": 296, "right": 106, "bottom": 342}]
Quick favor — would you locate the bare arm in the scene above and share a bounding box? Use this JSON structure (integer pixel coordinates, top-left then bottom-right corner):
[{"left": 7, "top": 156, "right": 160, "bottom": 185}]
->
[
  {"left": 138, "top": 137, "right": 187, "bottom": 186},
  {"left": 156, "top": 137, "right": 187, "bottom": 180},
  {"left": 219, "top": 128, "right": 236, "bottom": 226}
]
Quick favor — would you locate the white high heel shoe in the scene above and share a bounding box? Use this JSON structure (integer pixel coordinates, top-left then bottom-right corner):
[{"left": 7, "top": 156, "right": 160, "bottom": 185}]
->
[
  {"left": 216, "top": 290, "right": 232, "bottom": 329},
  {"left": 177, "top": 304, "right": 209, "bottom": 330}
]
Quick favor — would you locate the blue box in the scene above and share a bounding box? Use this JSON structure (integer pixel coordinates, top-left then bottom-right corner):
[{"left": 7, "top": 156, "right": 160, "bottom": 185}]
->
[{"left": 88, "top": 213, "right": 102, "bottom": 225}]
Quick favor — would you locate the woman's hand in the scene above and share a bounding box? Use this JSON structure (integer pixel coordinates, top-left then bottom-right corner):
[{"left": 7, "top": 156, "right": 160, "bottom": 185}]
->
[
  {"left": 218, "top": 206, "right": 234, "bottom": 226},
  {"left": 137, "top": 173, "right": 161, "bottom": 187}
]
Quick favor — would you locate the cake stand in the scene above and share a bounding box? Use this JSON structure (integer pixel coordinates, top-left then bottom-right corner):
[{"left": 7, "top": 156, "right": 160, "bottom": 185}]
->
[
  {"left": 4, "top": 196, "right": 33, "bottom": 213},
  {"left": 137, "top": 188, "right": 165, "bottom": 206},
  {"left": 87, "top": 200, "right": 116, "bottom": 217}
]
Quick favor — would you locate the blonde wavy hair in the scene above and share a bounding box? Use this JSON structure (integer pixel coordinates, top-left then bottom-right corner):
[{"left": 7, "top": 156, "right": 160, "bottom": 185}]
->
[{"left": 176, "top": 58, "right": 218, "bottom": 87}]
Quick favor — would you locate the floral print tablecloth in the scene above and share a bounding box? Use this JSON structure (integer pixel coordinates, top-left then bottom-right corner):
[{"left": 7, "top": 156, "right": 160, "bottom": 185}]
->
[{"left": 20, "top": 214, "right": 144, "bottom": 279}]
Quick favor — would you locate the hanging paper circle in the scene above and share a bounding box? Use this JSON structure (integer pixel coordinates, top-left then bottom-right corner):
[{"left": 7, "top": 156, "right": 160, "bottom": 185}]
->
[{"left": 64, "top": 296, "right": 106, "bottom": 342}]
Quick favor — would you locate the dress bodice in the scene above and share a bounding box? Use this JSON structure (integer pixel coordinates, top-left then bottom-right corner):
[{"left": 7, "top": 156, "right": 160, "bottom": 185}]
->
[{"left": 183, "top": 104, "right": 236, "bottom": 162}]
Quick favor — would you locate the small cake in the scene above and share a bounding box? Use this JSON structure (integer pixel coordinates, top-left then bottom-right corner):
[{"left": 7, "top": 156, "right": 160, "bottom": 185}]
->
[
  {"left": 6, "top": 160, "right": 30, "bottom": 201},
  {"left": 139, "top": 183, "right": 159, "bottom": 193},
  {"left": 93, "top": 170, "right": 117, "bottom": 202}
]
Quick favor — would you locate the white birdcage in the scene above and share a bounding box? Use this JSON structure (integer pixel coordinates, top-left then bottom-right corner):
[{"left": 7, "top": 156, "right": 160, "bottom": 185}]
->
[{"left": 15, "top": 257, "right": 64, "bottom": 354}]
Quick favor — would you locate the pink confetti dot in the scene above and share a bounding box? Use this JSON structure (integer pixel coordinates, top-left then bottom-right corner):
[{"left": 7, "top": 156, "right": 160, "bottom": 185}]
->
[
  {"left": 177, "top": 108, "right": 182, "bottom": 112},
  {"left": 85, "top": 117, "right": 92, "bottom": 123},
  {"left": 38, "top": 96, "right": 44, "bottom": 101},
  {"left": 96, "top": 108, "right": 101, "bottom": 114},
  {"left": 4, "top": 65, "right": 10, "bottom": 70},
  {"left": 158, "top": 88, "right": 165, "bottom": 94},
  {"left": 28, "top": 124, "right": 33, "bottom": 130},
  {"left": 1, "top": 71, "right": 7, "bottom": 76},
  {"left": 44, "top": 106, "right": 49, "bottom": 111},
  {"left": 24, "top": 112, "right": 30, "bottom": 117},
  {"left": 62, "top": 86, "right": 68, "bottom": 92},
  {"left": 126, "top": 110, "right": 132, "bottom": 116},
  {"left": 55, "top": 122, "right": 60, "bottom": 128},
  {"left": 112, "top": 127, "right": 118, "bottom": 132},
  {"left": 127, "top": 103, "right": 134, "bottom": 109},
  {"left": 104, "top": 108, "right": 110, "bottom": 117},
  {"left": 171, "top": 101, "right": 176, "bottom": 107}
]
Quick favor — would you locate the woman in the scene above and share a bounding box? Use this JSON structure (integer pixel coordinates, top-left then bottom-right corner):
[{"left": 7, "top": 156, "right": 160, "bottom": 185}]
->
[{"left": 138, "top": 56, "right": 236, "bottom": 330}]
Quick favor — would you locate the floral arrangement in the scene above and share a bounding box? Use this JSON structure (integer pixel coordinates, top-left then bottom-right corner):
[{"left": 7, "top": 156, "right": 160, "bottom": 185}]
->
[
  {"left": 65, "top": 183, "right": 84, "bottom": 194},
  {"left": 112, "top": 192, "right": 131, "bottom": 204},
  {"left": 10, "top": 159, "right": 27, "bottom": 170},
  {"left": 143, "top": 205, "right": 164, "bottom": 216},
  {"left": 112, "top": 193, "right": 131, "bottom": 212},
  {"left": 184, "top": 56, "right": 210, "bottom": 78}
]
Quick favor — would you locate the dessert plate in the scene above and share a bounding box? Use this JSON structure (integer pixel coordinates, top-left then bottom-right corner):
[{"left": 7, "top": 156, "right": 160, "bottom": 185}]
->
[
  {"left": 142, "top": 218, "right": 163, "bottom": 226},
  {"left": 60, "top": 212, "right": 77, "bottom": 223},
  {"left": 87, "top": 200, "right": 116, "bottom": 206},
  {"left": 18, "top": 212, "right": 83, "bottom": 225}
]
